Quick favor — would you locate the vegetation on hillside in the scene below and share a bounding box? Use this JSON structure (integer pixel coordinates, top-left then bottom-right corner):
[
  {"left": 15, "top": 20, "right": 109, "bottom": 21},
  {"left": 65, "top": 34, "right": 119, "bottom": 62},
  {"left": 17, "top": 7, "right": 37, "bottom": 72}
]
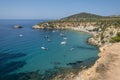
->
[
  {"left": 37, "top": 12, "right": 120, "bottom": 28},
  {"left": 61, "top": 12, "right": 103, "bottom": 21},
  {"left": 110, "top": 32, "right": 120, "bottom": 43}
]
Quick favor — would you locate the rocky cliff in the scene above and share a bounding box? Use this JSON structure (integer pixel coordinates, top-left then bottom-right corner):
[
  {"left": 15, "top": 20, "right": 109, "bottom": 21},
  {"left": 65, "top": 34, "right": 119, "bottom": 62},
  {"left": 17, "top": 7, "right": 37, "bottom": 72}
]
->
[
  {"left": 88, "top": 25, "right": 120, "bottom": 46},
  {"left": 80, "top": 43, "right": 120, "bottom": 80}
]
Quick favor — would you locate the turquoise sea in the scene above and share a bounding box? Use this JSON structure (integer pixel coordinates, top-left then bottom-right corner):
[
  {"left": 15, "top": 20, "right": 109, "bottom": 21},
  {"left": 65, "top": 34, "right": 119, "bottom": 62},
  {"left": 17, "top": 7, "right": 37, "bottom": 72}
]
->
[{"left": 0, "top": 20, "right": 99, "bottom": 79}]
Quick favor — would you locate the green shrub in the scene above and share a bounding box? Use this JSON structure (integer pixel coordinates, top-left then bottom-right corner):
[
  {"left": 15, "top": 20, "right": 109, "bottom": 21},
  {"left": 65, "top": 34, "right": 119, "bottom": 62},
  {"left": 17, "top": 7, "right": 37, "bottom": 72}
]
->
[
  {"left": 117, "top": 32, "right": 120, "bottom": 36},
  {"left": 110, "top": 32, "right": 120, "bottom": 43}
]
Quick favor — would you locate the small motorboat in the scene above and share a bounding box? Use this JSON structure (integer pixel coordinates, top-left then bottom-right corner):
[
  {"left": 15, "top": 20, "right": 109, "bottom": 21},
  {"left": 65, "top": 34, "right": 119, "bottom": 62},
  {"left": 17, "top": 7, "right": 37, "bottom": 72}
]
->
[
  {"left": 41, "top": 47, "right": 48, "bottom": 50},
  {"left": 60, "top": 33, "right": 64, "bottom": 36},
  {"left": 52, "top": 30, "right": 56, "bottom": 33},
  {"left": 44, "top": 35, "right": 49, "bottom": 39},
  {"left": 19, "top": 34, "right": 23, "bottom": 37},
  {"left": 70, "top": 48, "right": 74, "bottom": 51},
  {"left": 47, "top": 39, "right": 51, "bottom": 42},
  {"left": 63, "top": 37, "right": 67, "bottom": 40},
  {"left": 60, "top": 41, "right": 67, "bottom": 45}
]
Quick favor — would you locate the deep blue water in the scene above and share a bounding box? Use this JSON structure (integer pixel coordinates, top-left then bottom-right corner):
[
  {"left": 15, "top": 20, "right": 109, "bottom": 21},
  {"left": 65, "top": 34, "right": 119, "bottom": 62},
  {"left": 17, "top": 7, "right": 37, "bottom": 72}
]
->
[{"left": 0, "top": 19, "right": 99, "bottom": 75}]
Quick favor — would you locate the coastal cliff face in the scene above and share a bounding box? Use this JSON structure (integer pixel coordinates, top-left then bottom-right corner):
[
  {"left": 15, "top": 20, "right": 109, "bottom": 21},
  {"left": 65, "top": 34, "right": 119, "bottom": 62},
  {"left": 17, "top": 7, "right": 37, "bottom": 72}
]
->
[
  {"left": 80, "top": 43, "right": 120, "bottom": 80},
  {"left": 88, "top": 25, "right": 120, "bottom": 46},
  {"left": 32, "top": 22, "right": 96, "bottom": 29}
]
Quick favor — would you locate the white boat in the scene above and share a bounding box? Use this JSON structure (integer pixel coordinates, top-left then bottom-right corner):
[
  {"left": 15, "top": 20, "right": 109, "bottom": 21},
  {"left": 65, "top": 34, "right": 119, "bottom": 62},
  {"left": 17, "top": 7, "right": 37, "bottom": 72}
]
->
[
  {"left": 60, "top": 33, "right": 64, "bottom": 36},
  {"left": 41, "top": 47, "right": 45, "bottom": 49},
  {"left": 19, "top": 34, "right": 23, "bottom": 37},
  {"left": 52, "top": 30, "right": 56, "bottom": 33},
  {"left": 63, "top": 37, "right": 67, "bottom": 40},
  {"left": 70, "top": 48, "right": 74, "bottom": 51},
  {"left": 41, "top": 47, "right": 48, "bottom": 50},
  {"left": 44, "top": 35, "right": 49, "bottom": 39},
  {"left": 61, "top": 41, "right": 67, "bottom": 45},
  {"left": 47, "top": 39, "right": 51, "bottom": 42}
]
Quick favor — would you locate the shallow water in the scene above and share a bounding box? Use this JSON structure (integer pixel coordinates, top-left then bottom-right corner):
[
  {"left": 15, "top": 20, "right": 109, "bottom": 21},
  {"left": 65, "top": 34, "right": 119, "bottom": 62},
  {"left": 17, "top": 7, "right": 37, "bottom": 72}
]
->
[{"left": 0, "top": 20, "right": 99, "bottom": 76}]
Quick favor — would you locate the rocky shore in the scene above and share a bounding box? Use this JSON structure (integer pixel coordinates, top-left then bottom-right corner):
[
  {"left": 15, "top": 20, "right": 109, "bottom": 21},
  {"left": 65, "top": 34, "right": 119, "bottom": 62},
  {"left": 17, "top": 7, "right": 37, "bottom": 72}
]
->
[{"left": 80, "top": 42, "right": 120, "bottom": 80}]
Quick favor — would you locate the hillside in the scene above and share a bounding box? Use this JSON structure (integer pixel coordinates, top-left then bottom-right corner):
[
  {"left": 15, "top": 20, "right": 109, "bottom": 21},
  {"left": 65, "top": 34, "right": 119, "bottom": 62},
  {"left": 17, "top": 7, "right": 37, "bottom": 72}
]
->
[{"left": 61, "top": 12, "right": 103, "bottom": 21}]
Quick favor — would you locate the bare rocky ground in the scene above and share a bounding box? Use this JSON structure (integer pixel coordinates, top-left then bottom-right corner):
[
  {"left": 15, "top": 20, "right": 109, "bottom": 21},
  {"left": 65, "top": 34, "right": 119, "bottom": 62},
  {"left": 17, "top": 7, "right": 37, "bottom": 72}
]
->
[{"left": 79, "top": 42, "right": 120, "bottom": 80}]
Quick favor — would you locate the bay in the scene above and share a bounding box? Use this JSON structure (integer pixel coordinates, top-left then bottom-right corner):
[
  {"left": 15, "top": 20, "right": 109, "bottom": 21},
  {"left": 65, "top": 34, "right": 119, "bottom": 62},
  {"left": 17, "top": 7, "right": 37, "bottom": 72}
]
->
[{"left": 0, "top": 19, "right": 99, "bottom": 75}]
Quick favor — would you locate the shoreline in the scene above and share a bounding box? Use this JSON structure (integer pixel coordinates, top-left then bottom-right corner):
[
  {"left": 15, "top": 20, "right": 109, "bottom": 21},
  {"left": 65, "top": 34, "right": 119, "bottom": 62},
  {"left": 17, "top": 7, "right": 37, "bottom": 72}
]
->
[
  {"left": 32, "top": 25, "right": 96, "bottom": 34},
  {"left": 32, "top": 24, "right": 104, "bottom": 47}
]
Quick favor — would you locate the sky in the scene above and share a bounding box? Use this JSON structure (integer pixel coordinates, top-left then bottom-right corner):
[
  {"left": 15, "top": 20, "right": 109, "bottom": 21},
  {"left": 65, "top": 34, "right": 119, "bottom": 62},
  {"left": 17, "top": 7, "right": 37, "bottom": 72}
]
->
[{"left": 0, "top": 0, "right": 120, "bottom": 19}]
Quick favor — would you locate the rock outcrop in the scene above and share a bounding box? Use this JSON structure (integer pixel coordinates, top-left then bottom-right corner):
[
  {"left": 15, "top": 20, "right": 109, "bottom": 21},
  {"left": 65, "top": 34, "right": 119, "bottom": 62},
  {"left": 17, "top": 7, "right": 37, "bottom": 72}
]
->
[
  {"left": 88, "top": 26, "right": 120, "bottom": 46},
  {"left": 13, "top": 25, "right": 23, "bottom": 28}
]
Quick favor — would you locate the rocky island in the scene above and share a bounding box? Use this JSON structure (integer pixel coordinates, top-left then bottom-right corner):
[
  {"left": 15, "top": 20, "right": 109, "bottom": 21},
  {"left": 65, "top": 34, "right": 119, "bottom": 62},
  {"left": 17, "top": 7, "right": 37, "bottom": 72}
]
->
[
  {"left": 13, "top": 25, "right": 23, "bottom": 29},
  {"left": 32, "top": 12, "right": 120, "bottom": 80}
]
